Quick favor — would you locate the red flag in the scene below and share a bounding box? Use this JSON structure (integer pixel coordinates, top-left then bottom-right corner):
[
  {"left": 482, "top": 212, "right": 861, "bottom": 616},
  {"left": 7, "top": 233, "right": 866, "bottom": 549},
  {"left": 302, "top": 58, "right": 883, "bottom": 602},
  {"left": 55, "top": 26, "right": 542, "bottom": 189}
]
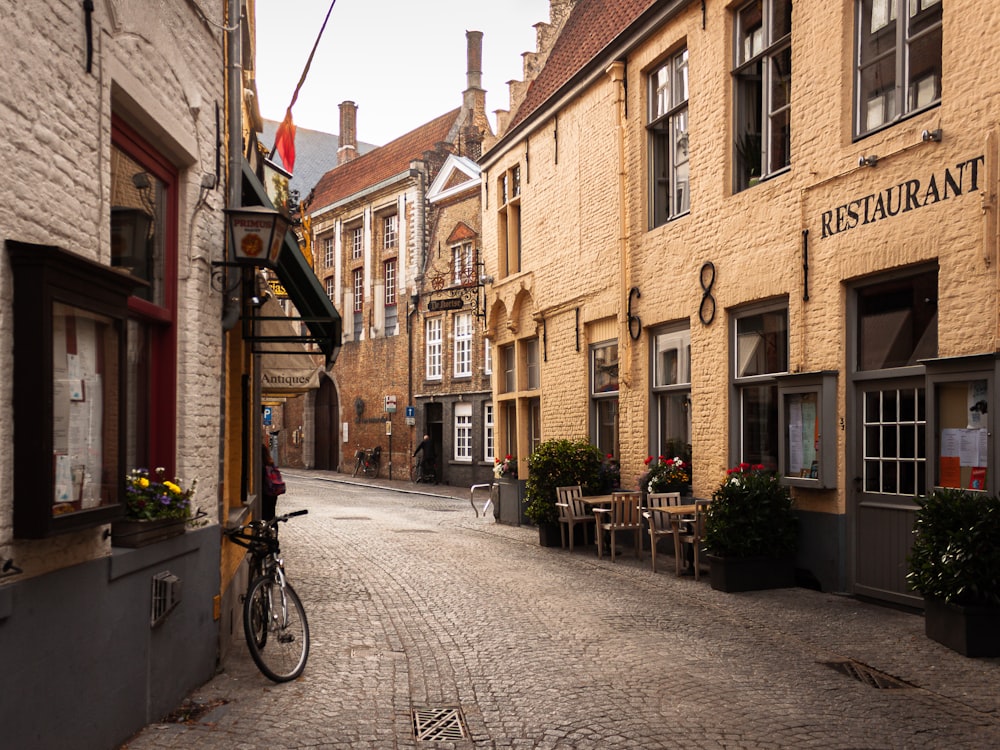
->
[{"left": 273, "top": 110, "right": 297, "bottom": 173}]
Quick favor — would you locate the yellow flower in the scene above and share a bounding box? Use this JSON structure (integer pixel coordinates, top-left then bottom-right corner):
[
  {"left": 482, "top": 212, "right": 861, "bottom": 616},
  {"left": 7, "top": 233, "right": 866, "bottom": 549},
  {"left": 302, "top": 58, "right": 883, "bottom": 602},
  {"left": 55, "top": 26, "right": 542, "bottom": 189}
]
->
[
  {"left": 139, "top": 477, "right": 149, "bottom": 488},
  {"left": 163, "top": 481, "right": 181, "bottom": 494}
]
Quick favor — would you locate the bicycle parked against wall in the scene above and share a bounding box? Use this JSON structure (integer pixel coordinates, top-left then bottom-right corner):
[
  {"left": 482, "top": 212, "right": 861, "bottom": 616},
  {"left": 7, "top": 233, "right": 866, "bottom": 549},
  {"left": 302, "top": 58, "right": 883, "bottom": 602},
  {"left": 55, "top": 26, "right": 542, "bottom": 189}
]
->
[
  {"left": 352, "top": 445, "right": 382, "bottom": 478},
  {"left": 411, "top": 456, "right": 438, "bottom": 484},
  {"left": 224, "top": 510, "right": 310, "bottom": 682}
]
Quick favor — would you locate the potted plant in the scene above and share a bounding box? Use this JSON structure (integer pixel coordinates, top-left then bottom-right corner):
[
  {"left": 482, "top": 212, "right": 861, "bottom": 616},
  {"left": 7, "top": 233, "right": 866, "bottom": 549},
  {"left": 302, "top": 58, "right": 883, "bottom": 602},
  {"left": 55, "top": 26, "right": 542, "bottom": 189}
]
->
[
  {"left": 524, "top": 438, "right": 604, "bottom": 546},
  {"left": 702, "top": 463, "right": 798, "bottom": 592},
  {"left": 111, "top": 467, "right": 201, "bottom": 547},
  {"left": 638, "top": 455, "right": 691, "bottom": 499},
  {"left": 906, "top": 487, "right": 1000, "bottom": 657}
]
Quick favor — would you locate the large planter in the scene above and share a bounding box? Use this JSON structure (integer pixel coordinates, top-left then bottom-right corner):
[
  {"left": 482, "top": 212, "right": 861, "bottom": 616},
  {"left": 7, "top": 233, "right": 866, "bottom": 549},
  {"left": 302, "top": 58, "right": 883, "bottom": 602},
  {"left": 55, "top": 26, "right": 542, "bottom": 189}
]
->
[
  {"left": 495, "top": 479, "right": 527, "bottom": 526},
  {"left": 111, "top": 517, "right": 187, "bottom": 548},
  {"left": 537, "top": 521, "right": 562, "bottom": 547},
  {"left": 924, "top": 597, "right": 1000, "bottom": 657},
  {"left": 707, "top": 554, "right": 795, "bottom": 593}
]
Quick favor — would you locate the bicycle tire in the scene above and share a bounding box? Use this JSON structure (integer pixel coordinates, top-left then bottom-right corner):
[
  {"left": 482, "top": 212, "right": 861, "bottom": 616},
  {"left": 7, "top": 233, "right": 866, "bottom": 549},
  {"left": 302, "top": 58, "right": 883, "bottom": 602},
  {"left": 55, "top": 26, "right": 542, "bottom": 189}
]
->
[
  {"left": 243, "top": 576, "right": 310, "bottom": 682},
  {"left": 352, "top": 458, "right": 361, "bottom": 477},
  {"left": 365, "top": 457, "right": 380, "bottom": 478}
]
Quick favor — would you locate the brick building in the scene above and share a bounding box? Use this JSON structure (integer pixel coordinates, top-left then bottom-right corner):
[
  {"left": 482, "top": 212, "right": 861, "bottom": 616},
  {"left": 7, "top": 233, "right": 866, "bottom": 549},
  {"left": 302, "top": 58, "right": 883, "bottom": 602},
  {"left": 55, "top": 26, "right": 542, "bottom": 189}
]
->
[
  {"left": 482, "top": 0, "right": 994, "bottom": 605},
  {"left": 304, "top": 31, "right": 494, "bottom": 485}
]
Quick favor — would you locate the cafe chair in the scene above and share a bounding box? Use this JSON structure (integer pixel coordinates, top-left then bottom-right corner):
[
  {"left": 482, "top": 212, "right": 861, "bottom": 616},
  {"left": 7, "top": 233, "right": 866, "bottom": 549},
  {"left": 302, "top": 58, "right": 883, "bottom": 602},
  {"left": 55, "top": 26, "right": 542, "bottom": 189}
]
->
[
  {"left": 555, "top": 485, "right": 595, "bottom": 552},
  {"left": 642, "top": 492, "right": 681, "bottom": 573},
  {"left": 593, "top": 492, "right": 643, "bottom": 562},
  {"left": 669, "top": 495, "right": 704, "bottom": 581}
]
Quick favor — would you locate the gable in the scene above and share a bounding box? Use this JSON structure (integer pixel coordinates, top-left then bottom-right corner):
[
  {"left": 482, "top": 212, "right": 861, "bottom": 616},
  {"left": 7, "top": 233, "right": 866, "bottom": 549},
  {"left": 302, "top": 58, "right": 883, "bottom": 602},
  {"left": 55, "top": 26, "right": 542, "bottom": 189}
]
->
[{"left": 446, "top": 222, "right": 478, "bottom": 245}]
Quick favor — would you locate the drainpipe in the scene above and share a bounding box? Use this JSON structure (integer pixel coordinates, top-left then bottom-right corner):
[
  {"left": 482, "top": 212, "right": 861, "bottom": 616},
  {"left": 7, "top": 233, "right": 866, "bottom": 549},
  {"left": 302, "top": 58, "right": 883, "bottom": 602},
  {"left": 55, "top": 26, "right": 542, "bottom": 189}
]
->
[{"left": 607, "top": 61, "right": 631, "bottom": 389}]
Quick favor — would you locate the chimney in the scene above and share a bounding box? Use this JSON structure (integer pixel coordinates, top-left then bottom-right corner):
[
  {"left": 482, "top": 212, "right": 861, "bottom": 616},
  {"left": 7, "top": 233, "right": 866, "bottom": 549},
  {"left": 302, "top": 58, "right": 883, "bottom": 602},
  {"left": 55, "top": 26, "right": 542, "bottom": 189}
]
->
[
  {"left": 466, "top": 30, "right": 483, "bottom": 92},
  {"left": 462, "top": 30, "right": 489, "bottom": 157},
  {"left": 338, "top": 101, "right": 358, "bottom": 165}
]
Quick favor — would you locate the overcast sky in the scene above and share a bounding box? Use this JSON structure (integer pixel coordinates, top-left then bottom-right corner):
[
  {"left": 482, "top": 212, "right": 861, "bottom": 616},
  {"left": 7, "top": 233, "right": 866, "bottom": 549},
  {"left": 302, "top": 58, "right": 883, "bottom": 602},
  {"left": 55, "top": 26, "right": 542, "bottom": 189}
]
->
[{"left": 255, "top": 0, "right": 551, "bottom": 146}]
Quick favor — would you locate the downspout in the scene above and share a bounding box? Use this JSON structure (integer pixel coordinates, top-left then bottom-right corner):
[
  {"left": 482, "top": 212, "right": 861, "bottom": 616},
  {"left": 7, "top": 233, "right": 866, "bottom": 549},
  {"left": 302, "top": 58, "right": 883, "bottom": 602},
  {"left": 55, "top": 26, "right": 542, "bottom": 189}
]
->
[{"left": 607, "top": 61, "right": 631, "bottom": 389}]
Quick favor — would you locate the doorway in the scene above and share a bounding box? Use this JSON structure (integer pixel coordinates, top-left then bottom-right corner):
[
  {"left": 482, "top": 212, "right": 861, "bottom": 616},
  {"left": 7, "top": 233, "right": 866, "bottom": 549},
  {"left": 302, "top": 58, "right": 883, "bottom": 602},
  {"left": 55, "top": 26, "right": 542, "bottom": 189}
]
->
[{"left": 315, "top": 376, "right": 339, "bottom": 471}]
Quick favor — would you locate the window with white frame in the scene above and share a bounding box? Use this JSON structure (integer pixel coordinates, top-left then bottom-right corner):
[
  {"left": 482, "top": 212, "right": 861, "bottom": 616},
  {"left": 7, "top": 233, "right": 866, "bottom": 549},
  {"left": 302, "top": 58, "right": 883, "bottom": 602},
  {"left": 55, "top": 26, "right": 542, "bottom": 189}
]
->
[
  {"left": 352, "top": 268, "right": 363, "bottom": 312},
  {"left": 648, "top": 48, "right": 689, "bottom": 228},
  {"left": 325, "top": 276, "right": 334, "bottom": 300},
  {"left": 733, "top": 0, "right": 791, "bottom": 191},
  {"left": 484, "top": 402, "right": 494, "bottom": 461},
  {"left": 484, "top": 339, "right": 492, "bottom": 375},
  {"left": 454, "top": 312, "right": 472, "bottom": 377},
  {"left": 732, "top": 305, "right": 788, "bottom": 470},
  {"left": 651, "top": 327, "right": 692, "bottom": 464},
  {"left": 382, "top": 213, "right": 397, "bottom": 250},
  {"left": 384, "top": 259, "right": 397, "bottom": 335},
  {"left": 497, "top": 166, "right": 521, "bottom": 277},
  {"left": 426, "top": 317, "right": 442, "bottom": 380},
  {"left": 324, "top": 236, "right": 334, "bottom": 268},
  {"left": 855, "top": 0, "right": 941, "bottom": 137},
  {"left": 452, "top": 242, "right": 474, "bottom": 285},
  {"left": 454, "top": 402, "right": 473, "bottom": 461},
  {"left": 591, "top": 341, "right": 619, "bottom": 458},
  {"left": 350, "top": 225, "right": 362, "bottom": 260}
]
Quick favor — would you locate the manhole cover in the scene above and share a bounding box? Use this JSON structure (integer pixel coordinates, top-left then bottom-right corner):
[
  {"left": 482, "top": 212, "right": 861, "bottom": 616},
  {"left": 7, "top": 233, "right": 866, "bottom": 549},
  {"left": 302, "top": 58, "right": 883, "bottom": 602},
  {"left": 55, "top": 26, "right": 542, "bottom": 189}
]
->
[
  {"left": 412, "top": 707, "right": 467, "bottom": 741},
  {"left": 821, "top": 659, "right": 913, "bottom": 689}
]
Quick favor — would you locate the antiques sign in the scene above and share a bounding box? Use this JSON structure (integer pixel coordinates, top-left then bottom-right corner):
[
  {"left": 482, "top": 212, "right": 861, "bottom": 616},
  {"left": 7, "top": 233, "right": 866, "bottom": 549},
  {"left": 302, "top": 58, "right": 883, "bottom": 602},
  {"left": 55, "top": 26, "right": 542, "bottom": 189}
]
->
[{"left": 820, "top": 155, "right": 984, "bottom": 239}]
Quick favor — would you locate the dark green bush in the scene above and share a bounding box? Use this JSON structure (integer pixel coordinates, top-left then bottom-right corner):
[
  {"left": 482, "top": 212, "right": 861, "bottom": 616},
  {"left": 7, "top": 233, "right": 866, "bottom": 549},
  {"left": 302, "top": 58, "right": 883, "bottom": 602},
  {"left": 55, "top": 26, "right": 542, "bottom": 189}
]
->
[
  {"left": 703, "top": 463, "right": 798, "bottom": 559},
  {"left": 906, "top": 488, "right": 1000, "bottom": 607},
  {"left": 523, "top": 438, "right": 604, "bottom": 524}
]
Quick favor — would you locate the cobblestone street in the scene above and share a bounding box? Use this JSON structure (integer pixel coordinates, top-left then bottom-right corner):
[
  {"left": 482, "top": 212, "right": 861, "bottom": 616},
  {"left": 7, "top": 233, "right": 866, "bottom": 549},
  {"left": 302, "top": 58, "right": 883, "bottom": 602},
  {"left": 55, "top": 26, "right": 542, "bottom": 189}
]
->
[{"left": 121, "top": 471, "right": 1000, "bottom": 749}]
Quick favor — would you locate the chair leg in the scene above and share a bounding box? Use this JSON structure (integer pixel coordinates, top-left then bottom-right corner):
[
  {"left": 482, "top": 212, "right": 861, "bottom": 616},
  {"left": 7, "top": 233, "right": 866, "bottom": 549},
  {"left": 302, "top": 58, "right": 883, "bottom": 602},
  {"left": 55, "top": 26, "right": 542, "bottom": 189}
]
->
[
  {"left": 649, "top": 532, "right": 657, "bottom": 572},
  {"left": 610, "top": 533, "right": 616, "bottom": 562},
  {"left": 633, "top": 528, "right": 641, "bottom": 559},
  {"left": 596, "top": 527, "right": 604, "bottom": 558},
  {"left": 568, "top": 521, "right": 575, "bottom": 552},
  {"left": 559, "top": 523, "right": 567, "bottom": 550},
  {"left": 673, "top": 531, "right": 683, "bottom": 577},
  {"left": 692, "top": 539, "right": 700, "bottom": 581}
]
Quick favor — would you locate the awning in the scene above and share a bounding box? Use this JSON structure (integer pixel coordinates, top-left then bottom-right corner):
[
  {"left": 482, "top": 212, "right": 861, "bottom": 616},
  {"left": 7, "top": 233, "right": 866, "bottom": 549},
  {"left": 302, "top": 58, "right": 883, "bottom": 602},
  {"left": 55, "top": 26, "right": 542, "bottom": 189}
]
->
[
  {"left": 241, "top": 160, "right": 342, "bottom": 364},
  {"left": 257, "top": 294, "right": 323, "bottom": 396}
]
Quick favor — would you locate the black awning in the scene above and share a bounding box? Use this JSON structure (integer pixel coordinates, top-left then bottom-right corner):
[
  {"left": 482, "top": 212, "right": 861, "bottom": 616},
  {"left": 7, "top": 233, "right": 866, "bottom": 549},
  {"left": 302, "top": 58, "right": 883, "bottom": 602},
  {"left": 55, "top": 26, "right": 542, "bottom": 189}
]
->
[{"left": 241, "top": 160, "right": 342, "bottom": 364}]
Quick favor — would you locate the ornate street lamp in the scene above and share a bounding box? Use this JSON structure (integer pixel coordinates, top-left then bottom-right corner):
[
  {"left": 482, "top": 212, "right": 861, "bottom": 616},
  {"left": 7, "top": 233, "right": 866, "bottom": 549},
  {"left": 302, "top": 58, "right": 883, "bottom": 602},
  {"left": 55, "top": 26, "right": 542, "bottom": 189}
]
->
[{"left": 224, "top": 205, "right": 290, "bottom": 269}]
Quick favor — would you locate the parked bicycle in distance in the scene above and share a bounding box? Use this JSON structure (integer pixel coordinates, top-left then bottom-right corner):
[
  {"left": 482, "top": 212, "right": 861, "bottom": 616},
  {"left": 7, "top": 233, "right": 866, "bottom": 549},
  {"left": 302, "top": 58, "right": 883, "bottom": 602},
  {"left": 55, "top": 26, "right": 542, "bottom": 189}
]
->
[
  {"left": 352, "top": 445, "right": 381, "bottom": 478},
  {"left": 411, "top": 457, "right": 438, "bottom": 484},
  {"left": 224, "top": 509, "right": 310, "bottom": 682}
]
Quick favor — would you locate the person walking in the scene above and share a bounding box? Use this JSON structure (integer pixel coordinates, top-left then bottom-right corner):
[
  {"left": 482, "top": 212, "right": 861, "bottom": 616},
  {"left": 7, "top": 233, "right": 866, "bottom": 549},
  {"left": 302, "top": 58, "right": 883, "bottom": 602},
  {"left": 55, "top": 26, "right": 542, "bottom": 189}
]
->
[{"left": 413, "top": 433, "right": 436, "bottom": 481}]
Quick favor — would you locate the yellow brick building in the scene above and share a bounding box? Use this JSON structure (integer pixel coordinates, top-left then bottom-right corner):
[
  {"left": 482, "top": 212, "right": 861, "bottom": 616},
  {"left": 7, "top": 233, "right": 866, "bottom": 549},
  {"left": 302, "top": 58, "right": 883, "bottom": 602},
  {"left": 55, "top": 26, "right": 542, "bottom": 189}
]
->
[{"left": 482, "top": 0, "right": 995, "bottom": 604}]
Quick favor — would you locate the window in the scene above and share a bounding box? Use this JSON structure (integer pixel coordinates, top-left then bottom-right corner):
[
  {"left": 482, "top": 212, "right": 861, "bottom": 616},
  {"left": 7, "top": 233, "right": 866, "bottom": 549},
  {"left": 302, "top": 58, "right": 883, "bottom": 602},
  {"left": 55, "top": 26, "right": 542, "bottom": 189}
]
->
[
  {"left": 452, "top": 242, "right": 474, "bottom": 285},
  {"left": 651, "top": 327, "right": 692, "bottom": 463},
  {"left": 524, "top": 338, "right": 540, "bottom": 390},
  {"left": 648, "top": 48, "right": 690, "bottom": 227},
  {"left": 111, "top": 117, "right": 178, "bottom": 472},
  {"left": 350, "top": 225, "right": 363, "bottom": 260},
  {"left": 484, "top": 403, "right": 495, "bottom": 461},
  {"left": 591, "top": 341, "right": 619, "bottom": 458},
  {"left": 426, "top": 317, "right": 442, "bottom": 380},
  {"left": 323, "top": 236, "right": 334, "bottom": 268},
  {"left": 528, "top": 397, "right": 542, "bottom": 455},
  {"left": 454, "top": 312, "right": 472, "bottom": 377},
  {"left": 733, "top": 306, "right": 788, "bottom": 470},
  {"left": 382, "top": 213, "right": 397, "bottom": 250},
  {"left": 498, "top": 165, "right": 521, "bottom": 277},
  {"left": 454, "top": 403, "right": 473, "bottom": 461},
  {"left": 857, "top": 269, "right": 937, "bottom": 370},
  {"left": 501, "top": 344, "right": 515, "bottom": 393},
  {"left": 352, "top": 268, "right": 363, "bottom": 339},
  {"left": 733, "top": 0, "right": 791, "bottom": 191},
  {"left": 855, "top": 0, "right": 941, "bottom": 137},
  {"left": 325, "top": 276, "right": 334, "bottom": 300},
  {"left": 384, "top": 259, "right": 397, "bottom": 334},
  {"left": 484, "top": 339, "right": 492, "bottom": 375}
]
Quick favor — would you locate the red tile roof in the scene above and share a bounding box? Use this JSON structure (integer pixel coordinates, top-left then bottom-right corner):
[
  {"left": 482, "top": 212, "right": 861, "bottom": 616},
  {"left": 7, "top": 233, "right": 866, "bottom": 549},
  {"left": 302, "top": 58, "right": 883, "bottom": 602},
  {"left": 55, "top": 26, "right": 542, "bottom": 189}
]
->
[
  {"left": 309, "top": 108, "right": 460, "bottom": 209},
  {"left": 504, "top": 0, "right": 658, "bottom": 134}
]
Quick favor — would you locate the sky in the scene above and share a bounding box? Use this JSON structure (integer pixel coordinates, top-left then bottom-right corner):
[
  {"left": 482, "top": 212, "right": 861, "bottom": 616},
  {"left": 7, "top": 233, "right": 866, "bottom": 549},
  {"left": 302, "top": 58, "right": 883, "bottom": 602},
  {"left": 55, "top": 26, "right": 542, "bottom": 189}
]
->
[{"left": 255, "top": 0, "right": 552, "bottom": 146}]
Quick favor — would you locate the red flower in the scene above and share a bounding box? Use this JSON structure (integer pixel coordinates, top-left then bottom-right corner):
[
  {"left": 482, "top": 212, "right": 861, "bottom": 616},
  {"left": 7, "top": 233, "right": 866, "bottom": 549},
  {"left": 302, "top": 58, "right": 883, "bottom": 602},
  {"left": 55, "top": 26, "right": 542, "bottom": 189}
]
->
[{"left": 644, "top": 456, "right": 653, "bottom": 465}]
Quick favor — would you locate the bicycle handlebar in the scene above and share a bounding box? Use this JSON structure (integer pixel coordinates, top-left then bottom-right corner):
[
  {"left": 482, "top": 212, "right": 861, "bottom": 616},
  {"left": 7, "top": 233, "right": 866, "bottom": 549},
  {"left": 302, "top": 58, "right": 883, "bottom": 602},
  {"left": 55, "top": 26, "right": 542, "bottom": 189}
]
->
[{"left": 223, "top": 508, "right": 308, "bottom": 547}]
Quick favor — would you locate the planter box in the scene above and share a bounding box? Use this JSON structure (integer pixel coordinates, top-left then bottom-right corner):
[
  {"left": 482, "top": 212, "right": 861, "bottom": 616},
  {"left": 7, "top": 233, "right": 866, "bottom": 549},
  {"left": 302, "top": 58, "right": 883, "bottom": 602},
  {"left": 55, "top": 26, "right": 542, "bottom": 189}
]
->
[
  {"left": 111, "top": 517, "right": 186, "bottom": 548},
  {"left": 538, "top": 522, "right": 562, "bottom": 547},
  {"left": 924, "top": 597, "right": 1000, "bottom": 657},
  {"left": 707, "top": 554, "right": 796, "bottom": 593},
  {"left": 494, "top": 479, "right": 527, "bottom": 526}
]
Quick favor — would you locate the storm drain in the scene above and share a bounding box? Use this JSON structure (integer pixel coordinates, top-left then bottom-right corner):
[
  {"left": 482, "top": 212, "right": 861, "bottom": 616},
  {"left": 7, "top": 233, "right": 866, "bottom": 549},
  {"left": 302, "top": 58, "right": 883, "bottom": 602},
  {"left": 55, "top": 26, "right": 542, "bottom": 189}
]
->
[
  {"left": 821, "top": 659, "right": 914, "bottom": 689},
  {"left": 412, "top": 707, "right": 467, "bottom": 741}
]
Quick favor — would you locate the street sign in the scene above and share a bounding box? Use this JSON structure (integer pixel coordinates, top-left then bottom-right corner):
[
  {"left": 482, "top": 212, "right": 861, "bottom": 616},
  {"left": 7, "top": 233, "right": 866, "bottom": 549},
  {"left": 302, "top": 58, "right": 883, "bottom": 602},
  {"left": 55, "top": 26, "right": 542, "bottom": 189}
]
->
[
  {"left": 384, "top": 395, "right": 397, "bottom": 412},
  {"left": 405, "top": 406, "right": 415, "bottom": 418},
  {"left": 427, "top": 298, "right": 464, "bottom": 312},
  {"left": 263, "top": 406, "right": 272, "bottom": 426}
]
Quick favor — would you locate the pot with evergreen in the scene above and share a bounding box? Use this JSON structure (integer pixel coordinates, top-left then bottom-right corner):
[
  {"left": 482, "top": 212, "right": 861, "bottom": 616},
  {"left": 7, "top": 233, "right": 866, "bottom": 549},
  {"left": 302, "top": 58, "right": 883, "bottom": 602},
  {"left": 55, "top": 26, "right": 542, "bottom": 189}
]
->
[
  {"left": 702, "top": 463, "right": 798, "bottom": 592},
  {"left": 906, "top": 487, "right": 1000, "bottom": 657},
  {"left": 523, "top": 438, "right": 604, "bottom": 546}
]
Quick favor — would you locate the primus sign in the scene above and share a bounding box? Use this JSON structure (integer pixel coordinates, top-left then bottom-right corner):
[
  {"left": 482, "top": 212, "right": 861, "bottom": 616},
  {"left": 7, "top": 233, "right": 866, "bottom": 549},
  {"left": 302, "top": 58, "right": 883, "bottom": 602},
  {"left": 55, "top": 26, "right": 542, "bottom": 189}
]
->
[{"left": 820, "top": 155, "right": 984, "bottom": 239}]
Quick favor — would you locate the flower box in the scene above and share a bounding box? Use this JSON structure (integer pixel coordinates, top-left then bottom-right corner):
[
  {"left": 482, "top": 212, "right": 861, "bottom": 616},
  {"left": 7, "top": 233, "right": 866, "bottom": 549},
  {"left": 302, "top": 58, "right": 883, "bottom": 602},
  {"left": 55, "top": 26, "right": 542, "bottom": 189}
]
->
[{"left": 111, "top": 517, "right": 187, "bottom": 548}]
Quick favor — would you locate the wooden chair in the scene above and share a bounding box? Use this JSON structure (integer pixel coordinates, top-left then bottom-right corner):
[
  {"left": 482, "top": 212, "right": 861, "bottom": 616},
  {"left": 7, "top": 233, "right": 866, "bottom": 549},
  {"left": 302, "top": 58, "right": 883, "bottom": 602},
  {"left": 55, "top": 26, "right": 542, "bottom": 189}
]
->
[
  {"left": 668, "top": 495, "right": 704, "bottom": 580},
  {"left": 593, "top": 492, "right": 643, "bottom": 562},
  {"left": 555, "top": 485, "right": 595, "bottom": 551},
  {"left": 642, "top": 492, "right": 681, "bottom": 573}
]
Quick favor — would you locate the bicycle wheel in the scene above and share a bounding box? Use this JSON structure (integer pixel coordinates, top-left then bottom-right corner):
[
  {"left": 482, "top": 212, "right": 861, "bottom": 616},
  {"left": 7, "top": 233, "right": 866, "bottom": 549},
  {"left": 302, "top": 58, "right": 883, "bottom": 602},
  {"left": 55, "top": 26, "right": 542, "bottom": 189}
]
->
[
  {"left": 243, "top": 575, "right": 310, "bottom": 682},
  {"left": 365, "top": 457, "right": 380, "bottom": 478},
  {"left": 352, "top": 457, "right": 361, "bottom": 477}
]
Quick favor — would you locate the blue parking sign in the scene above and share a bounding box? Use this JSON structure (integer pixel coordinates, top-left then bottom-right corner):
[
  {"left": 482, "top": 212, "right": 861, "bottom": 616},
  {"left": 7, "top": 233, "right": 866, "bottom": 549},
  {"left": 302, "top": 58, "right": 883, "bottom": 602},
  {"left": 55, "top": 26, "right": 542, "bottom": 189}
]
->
[{"left": 263, "top": 406, "right": 272, "bottom": 425}]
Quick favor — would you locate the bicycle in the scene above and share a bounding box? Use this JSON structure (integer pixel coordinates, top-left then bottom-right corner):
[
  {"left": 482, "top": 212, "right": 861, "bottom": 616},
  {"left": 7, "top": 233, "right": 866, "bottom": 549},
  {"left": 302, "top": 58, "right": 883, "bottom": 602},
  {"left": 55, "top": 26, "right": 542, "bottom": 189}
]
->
[
  {"left": 353, "top": 445, "right": 381, "bottom": 478},
  {"left": 411, "top": 457, "right": 437, "bottom": 484},
  {"left": 224, "top": 510, "right": 310, "bottom": 682}
]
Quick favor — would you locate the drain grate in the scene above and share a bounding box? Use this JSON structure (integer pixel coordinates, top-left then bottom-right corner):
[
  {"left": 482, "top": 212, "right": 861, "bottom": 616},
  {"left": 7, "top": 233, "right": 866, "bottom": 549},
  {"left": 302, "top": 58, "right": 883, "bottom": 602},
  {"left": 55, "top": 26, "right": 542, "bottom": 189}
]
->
[
  {"left": 412, "top": 707, "right": 467, "bottom": 741},
  {"left": 821, "top": 659, "right": 913, "bottom": 689}
]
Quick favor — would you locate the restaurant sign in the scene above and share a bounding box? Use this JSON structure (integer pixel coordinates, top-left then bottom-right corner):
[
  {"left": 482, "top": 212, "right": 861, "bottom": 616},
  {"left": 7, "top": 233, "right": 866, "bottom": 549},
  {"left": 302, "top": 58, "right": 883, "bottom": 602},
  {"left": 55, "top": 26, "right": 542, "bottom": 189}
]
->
[
  {"left": 427, "top": 298, "right": 464, "bottom": 312},
  {"left": 820, "top": 155, "right": 984, "bottom": 239}
]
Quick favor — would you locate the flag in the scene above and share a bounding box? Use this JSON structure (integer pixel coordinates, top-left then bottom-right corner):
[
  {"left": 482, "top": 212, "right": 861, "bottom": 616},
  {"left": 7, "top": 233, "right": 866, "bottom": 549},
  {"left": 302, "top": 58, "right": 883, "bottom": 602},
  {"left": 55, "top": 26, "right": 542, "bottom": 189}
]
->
[{"left": 274, "top": 110, "right": 297, "bottom": 173}]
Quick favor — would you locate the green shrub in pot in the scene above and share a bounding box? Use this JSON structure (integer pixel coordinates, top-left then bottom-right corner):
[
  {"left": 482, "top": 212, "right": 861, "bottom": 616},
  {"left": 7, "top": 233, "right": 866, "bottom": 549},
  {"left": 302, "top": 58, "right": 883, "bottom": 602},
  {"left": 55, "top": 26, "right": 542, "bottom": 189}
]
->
[
  {"left": 523, "top": 438, "right": 604, "bottom": 525},
  {"left": 703, "top": 463, "right": 797, "bottom": 559}
]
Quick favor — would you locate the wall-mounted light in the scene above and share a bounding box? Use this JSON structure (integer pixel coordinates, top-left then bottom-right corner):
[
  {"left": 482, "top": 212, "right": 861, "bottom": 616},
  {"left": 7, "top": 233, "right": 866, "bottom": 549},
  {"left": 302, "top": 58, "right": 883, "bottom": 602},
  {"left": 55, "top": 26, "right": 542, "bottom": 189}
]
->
[
  {"left": 858, "top": 154, "right": 879, "bottom": 168},
  {"left": 224, "top": 205, "right": 290, "bottom": 269},
  {"left": 922, "top": 128, "right": 943, "bottom": 143}
]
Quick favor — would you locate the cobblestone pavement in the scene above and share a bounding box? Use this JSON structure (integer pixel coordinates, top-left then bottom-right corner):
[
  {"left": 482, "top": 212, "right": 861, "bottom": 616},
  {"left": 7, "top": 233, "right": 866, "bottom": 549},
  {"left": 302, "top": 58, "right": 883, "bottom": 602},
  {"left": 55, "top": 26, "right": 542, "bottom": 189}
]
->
[{"left": 121, "top": 471, "right": 1000, "bottom": 749}]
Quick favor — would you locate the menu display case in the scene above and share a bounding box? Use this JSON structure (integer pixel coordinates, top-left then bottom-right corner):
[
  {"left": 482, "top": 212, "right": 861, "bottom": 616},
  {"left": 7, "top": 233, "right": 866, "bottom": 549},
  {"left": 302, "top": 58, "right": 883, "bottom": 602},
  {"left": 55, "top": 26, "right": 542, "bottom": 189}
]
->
[
  {"left": 777, "top": 371, "right": 838, "bottom": 489},
  {"left": 8, "top": 241, "right": 137, "bottom": 537}
]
